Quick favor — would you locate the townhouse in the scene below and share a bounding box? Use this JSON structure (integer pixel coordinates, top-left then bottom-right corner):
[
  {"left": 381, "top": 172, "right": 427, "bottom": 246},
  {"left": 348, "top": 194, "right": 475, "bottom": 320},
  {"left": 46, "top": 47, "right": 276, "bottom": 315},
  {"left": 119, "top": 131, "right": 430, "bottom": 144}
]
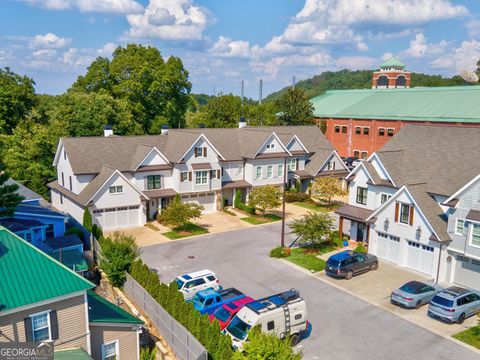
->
[
  {"left": 337, "top": 125, "right": 480, "bottom": 289},
  {"left": 0, "top": 226, "right": 143, "bottom": 359},
  {"left": 48, "top": 124, "right": 348, "bottom": 230}
]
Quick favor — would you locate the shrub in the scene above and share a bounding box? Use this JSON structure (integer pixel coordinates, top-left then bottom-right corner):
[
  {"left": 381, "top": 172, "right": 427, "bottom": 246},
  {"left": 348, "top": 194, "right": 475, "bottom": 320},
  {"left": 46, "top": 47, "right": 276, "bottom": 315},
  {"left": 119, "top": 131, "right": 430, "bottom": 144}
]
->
[
  {"left": 248, "top": 185, "right": 282, "bottom": 215},
  {"left": 235, "top": 189, "right": 256, "bottom": 215},
  {"left": 91, "top": 223, "right": 103, "bottom": 240},
  {"left": 289, "top": 212, "right": 334, "bottom": 246},
  {"left": 65, "top": 226, "right": 83, "bottom": 240},
  {"left": 140, "top": 347, "right": 156, "bottom": 360},
  {"left": 82, "top": 206, "right": 93, "bottom": 232},
  {"left": 331, "top": 230, "right": 347, "bottom": 248},
  {"left": 354, "top": 244, "right": 367, "bottom": 253},
  {"left": 270, "top": 246, "right": 290, "bottom": 258},
  {"left": 285, "top": 192, "right": 309, "bottom": 203}
]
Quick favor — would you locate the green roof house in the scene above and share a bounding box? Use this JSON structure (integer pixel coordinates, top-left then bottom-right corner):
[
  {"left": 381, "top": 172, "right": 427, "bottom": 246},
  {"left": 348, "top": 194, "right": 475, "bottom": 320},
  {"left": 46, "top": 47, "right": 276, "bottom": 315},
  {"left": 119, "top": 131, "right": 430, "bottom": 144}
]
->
[{"left": 0, "top": 226, "right": 142, "bottom": 360}]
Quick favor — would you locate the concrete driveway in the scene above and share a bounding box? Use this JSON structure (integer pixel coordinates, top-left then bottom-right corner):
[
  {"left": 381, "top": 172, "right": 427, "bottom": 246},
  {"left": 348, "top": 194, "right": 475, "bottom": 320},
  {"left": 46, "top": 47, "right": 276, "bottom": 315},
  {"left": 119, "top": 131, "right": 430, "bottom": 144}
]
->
[{"left": 141, "top": 223, "right": 479, "bottom": 360}]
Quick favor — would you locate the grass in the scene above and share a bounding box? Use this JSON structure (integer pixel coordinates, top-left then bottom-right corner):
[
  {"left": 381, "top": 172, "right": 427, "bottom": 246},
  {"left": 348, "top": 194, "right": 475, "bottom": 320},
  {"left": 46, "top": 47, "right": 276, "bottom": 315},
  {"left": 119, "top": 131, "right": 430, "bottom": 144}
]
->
[
  {"left": 452, "top": 325, "right": 480, "bottom": 349},
  {"left": 284, "top": 244, "right": 337, "bottom": 272},
  {"left": 241, "top": 213, "right": 282, "bottom": 225},
  {"left": 144, "top": 222, "right": 160, "bottom": 231},
  {"left": 293, "top": 201, "right": 341, "bottom": 212},
  {"left": 163, "top": 222, "right": 208, "bottom": 239}
]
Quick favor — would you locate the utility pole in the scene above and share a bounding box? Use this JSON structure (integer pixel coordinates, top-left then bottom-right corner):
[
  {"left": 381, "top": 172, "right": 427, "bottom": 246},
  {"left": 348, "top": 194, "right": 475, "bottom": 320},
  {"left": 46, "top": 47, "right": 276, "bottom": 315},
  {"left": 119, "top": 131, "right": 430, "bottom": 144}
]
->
[
  {"left": 280, "top": 156, "right": 288, "bottom": 248},
  {"left": 213, "top": 85, "right": 216, "bottom": 97},
  {"left": 259, "top": 79, "right": 263, "bottom": 104},
  {"left": 292, "top": 76, "right": 296, "bottom": 89}
]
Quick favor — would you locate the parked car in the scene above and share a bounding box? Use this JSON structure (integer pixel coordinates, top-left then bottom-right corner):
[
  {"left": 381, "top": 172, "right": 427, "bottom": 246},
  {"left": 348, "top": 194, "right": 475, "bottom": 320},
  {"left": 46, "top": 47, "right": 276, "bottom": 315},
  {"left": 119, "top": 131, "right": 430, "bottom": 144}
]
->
[
  {"left": 190, "top": 288, "right": 245, "bottom": 315},
  {"left": 209, "top": 296, "right": 255, "bottom": 330},
  {"left": 428, "top": 286, "right": 480, "bottom": 324},
  {"left": 391, "top": 281, "right": 442, "bottom": 309},
  {"left": 176, "top": 269, "right": 221, "bottom": 300},
  {"left": 325, "top": 250, "right": 378, "bottom": 280},
  {"left": 224, "top": 289, "right": 308, "bottom": 351},
  {"left": 342, "top": 157, "right": 357, "bottom": 169},
  {"left": 351, "top": 158, "right": 363, "bottom": 167}
]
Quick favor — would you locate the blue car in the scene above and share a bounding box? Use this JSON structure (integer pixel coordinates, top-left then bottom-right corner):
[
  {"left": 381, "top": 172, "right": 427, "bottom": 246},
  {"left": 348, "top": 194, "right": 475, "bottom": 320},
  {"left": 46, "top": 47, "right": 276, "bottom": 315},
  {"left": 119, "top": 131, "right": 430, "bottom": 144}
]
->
[{"left": 190, "top": 288, "right": 245, "bottom": 315}]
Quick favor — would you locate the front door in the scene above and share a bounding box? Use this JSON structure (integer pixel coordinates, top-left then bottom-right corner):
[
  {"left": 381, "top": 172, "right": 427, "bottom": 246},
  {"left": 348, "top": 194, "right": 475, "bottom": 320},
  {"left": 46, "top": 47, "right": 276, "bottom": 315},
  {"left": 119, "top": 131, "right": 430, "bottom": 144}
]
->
[
  {"left": 161, "top": 197, "right": 169, "bottom": 210},
  {"left": 357, "top": 223, "right": 365, "bottom": 242},
  {"left": 148, "top": 199, "right": 158, "bottom": 220}
]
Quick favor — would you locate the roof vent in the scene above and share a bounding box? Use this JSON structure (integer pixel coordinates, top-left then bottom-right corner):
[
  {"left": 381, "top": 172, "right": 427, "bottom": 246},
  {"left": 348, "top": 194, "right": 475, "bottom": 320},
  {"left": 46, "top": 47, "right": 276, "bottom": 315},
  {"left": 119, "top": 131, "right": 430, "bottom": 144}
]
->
[
  {"left": 239, "top": 117, "right": 246, "bottom": 128},
  {"left": 104, "top": 124, "right": 113, "bottom": 137},
  {"left": 161, "top": 124, "right": 169, "bottom": 135}
]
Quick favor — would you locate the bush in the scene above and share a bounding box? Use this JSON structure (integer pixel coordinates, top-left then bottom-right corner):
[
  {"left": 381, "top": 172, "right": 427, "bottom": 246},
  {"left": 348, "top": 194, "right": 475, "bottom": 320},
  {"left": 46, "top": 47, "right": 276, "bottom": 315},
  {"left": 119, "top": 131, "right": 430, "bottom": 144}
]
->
[
  {"left": 235, "top": 189, "right": 256, "bottom": 215},
  {"left": 65, "top": 226, "right": 83, "bottom": 240},
  {"left": 331, "top": 230, "right": 347, "bottom": 248},
  {"left": 82, "top": 206, "right": 93, "bottom": 232},
  {"left": 91, "top": 223, "right": 103, "bottom": 240},
  {"left": 270, "top": 246, "right": 290, "bottom": 258},
  {"left": 285, "top": 192, "right": 309, "bottom": 203},
  {"left": 354, "top": 244, "right": 367, "bottom": 253}
]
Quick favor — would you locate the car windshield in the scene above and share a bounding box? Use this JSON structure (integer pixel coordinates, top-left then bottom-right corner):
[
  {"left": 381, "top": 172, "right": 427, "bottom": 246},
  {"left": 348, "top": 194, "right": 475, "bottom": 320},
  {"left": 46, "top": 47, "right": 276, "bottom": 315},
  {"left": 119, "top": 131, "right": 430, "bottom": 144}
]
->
[
  {"left": 176, "top": 279, "right": 185, "bottom": 290},
  {"left": 214, "top": 307, "right": 232, "bottom": 322},
  {"left": 399, "top": 281, "right": 424, "bottom": 294},
  {"left": 327, "top": 259, "right": 342, "bottom": 268},
  {"left": 192, "top": 294, "right": 205, "bottom": 307},
  {"left": 431, "top": 295, "right": 454, "bottom": 308},
  {"left": 226, "top": 316, "right": 251, "bottom": 340}
]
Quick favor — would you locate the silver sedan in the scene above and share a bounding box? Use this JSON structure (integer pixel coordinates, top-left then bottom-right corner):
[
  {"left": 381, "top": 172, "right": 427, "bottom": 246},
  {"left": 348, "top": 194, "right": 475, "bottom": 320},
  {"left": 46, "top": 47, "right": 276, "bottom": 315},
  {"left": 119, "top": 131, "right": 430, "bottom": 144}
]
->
[{"left": 391, "top": 281, "right": 443, "bottom": 309}]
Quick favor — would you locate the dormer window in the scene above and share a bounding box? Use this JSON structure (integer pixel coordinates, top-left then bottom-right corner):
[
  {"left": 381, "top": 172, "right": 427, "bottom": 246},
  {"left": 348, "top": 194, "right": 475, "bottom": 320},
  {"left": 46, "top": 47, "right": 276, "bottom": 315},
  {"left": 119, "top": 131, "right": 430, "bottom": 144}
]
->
[
  {"left": 266, "top": 143, "right": 275, "bottom": 150},
  {"left": 109, "top": 186, "right": 123, "bottom": 194},
  {"left": 196, "top": 147, "right": 204, "bottom": 157}
]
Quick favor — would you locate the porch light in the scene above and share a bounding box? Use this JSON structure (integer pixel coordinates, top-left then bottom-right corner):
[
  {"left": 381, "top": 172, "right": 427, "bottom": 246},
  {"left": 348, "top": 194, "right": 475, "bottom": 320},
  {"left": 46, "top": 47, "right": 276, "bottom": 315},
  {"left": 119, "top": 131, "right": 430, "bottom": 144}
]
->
[
  {"left": 416, "top": 226, "right": 422, "bottom": 240},
  {"left": 384, "top": 218, "right": 389, "bottom": 231}
]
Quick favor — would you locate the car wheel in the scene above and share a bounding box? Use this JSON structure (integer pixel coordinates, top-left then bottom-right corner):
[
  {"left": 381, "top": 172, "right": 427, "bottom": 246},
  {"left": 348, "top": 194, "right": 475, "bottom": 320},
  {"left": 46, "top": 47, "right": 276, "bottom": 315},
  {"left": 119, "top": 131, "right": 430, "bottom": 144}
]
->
[
  {"left": 290, "top": 334, "right": 300, "bottom": 347},
  {"left": 414, "top": 300, "right": 422, "bottom": 309},
  {"left": 457, "top": 313, "right": 466, "bottom": 324},
  {"left": 370, "top": 262, "right": 378, "bottom": 271},
  {"left": 345, "top": 271, "right": 353, "bottom": 280}
]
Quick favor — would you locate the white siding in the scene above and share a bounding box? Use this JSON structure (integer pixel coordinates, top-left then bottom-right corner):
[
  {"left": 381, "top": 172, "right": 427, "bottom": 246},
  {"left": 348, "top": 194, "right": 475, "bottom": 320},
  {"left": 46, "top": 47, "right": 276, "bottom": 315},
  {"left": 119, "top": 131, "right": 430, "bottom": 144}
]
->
[
  {"left": 51, "top": 190, "right": 84, "bottom": 224},
  {"left": 246, "top": 159, "right": 286, "bottom": 187},
  {"left": 56, "top": 145, "right": 81, "bottom": 194},
  {"left": 91, "top": 173, "right": 142, "bottom": 209},
  {"left": 256, "top": 135, "right": 284, "bottom": 155},
  {"left": 137, "top": 149, "right": 168, "bottom": 167},
  {"left": 286, "top": 137, "right": 305, "bottom": 152},
  {"left": 221, "top": 161, "right": 244, "bottom": 182},
  {"left": 132, "top": 170, "right": 173, "bottom": 191}
]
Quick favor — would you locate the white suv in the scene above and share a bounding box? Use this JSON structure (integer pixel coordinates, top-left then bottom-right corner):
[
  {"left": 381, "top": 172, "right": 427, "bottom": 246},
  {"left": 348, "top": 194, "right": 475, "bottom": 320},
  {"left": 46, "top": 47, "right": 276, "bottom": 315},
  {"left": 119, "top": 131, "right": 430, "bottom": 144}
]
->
[{"left": 176, "top": 269, "right": 221, "bottom": 300}]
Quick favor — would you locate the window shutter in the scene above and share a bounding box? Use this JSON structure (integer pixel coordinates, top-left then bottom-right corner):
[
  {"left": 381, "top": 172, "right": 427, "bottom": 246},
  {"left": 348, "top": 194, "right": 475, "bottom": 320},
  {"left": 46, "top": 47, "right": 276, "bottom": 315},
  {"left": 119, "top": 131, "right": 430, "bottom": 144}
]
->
[
  {"left": 24, "top": 318, "right": 33, "bottom": 342},
  {"left": 203, "top": 147, "right": 207, "bottom": 157},
  {"left": 409, "top": 205, "right": 414, "bottom": 226},
  {"left": 394, "top": 202, "right": 399, "bottom": 222},
  {"left": 217, "top": 169, "right": 220, "bottom": 178},
  {"left": 50, "top": 310, "right": 59, "bottom": 340},
  {"left": 189, "top": 172, "right": 192, "bottom": 181},
  {"left": 194, "top": 147, "right": 198, "bottom": 157}
]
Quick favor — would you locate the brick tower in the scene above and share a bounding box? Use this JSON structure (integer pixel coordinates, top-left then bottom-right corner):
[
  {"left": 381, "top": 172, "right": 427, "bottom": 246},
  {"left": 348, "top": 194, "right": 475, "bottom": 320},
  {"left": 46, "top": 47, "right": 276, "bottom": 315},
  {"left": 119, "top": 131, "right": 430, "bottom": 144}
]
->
[{"left": 372, "top": 57, "right": 411, "bottom": 89}]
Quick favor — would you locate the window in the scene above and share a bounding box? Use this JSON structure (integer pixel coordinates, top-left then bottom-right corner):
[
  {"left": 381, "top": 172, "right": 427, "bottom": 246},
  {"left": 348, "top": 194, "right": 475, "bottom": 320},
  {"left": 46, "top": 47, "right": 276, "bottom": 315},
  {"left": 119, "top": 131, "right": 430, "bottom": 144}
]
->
[
  {"left": 102, "top": 341, "right": 118, "bottom": 360},
  {"left": 353, "top": 150, "right": 360, "bottom": 158},
  {"left": 387, "top": 128, "right": 394, "bottom": 137},
  {"left": 400, "top": 204, "right": 410, "bottom": 224},
  {"left": 378, "top": 128, "right": 385, "bottom": 136},
  {"left": 341, "top": 126, "right": 347, "bottom": 134},
  {"left": 195, "top": 147, "right": 204, "bottom": 157},
  {"left": 277, "top": 164, "right": 283, "bottom": 177},
  {"left": 335, "top": 125, "right": 340, "bottom": 133},
  {"left": 181, "top": 172, "right": 189, "bottom": 182},
  {"left": 236, "top": 165, "right": 242, "bottom": 175},
  {"left": 355, "top": 126, "right": 361, "bottom": 135},
  {"left": 361, "top": 151, "right": 368, "bottom": 159},
  {"left": 195, "top": 171, "right": 208, "bottom": 185},
  {"left": 210, "top": 170, "right": 217, "bottom": 179},
  {"left": 267, "top": 321, "right": 274, "bottom": 331},
  {"left": 287, "top": 158, "right": 297, "bottom": 171},
  {"left": 380, "top": 194, "right": 390, "bottom": 204},
  {"left": 327, "top": 161, "right": 335, "bottom": 171},
  {"left": 60, "top": 193, "right": 63, "bottom": 205},
  {"left": 63, "top": 150, "right": 66, "bottom": 160},
  {"left": 61, "top": 172, "right": 65, "bottom": 186},
  {"left": 69, "top": 176, "right": 72, "bottom": 191},
  {"left": 267, "top": 165, "right": 273, "bottom": 178},
  {"left": 455, "top": 219, "right": 465, "bottom": 235},
  {"left": 109, "top": 186, "right": 123, "bottom": 194},
  {"left": 31, "top": 312, "right": 50, "bottom": 342},
  {"left": 472, "top": 223, "right": 480, "bottom": 246},
  {"left": 207, "top": 275, "right": 216, "bottom": 282},
  {"left": 356, "top": 187, "right": 367, "bottom": 205},
  {"left": 46, "top": 224, "right": 54, "bottom": 239},
  {"left": 266, "top": 143, "right": 275, "bottom": 150},
  {"left": 147, "top": 175, "right": 161, "bottom": 190},
  {"left": 256, "top": 166, "right": 262, "bottom": 180},
  {"left": 363, "top": 127, "right": 369, "bottom": 135},
  {"left": 294, "top": 314, "right": 302, "bottom": 320},
  {"left": 24, "top": 232, "right": 32, "bottom": 243}
]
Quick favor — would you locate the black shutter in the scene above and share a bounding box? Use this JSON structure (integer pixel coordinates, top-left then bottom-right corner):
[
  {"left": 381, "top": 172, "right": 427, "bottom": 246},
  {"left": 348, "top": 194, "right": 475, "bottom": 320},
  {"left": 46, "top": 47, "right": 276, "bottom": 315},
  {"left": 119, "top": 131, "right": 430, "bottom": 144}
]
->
[
  {"left": 194, "top": 147, "right": 198, "bottom": 157},
  {"left": 24, "top": 318, "right": 33, "bottom": 342},
  {"left": 203, "top": 147, "right": 207, "bottom": 157},
  {"left": 50, "top": 310, "right": 59, "bottom": 340}
]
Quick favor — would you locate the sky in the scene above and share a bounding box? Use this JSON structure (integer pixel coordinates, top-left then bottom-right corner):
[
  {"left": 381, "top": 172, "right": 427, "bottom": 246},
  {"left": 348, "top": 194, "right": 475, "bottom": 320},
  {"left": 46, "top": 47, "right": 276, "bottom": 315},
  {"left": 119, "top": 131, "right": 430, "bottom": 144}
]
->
[{"left": 1, "top": 0, "right": 480, "bottom": 98}]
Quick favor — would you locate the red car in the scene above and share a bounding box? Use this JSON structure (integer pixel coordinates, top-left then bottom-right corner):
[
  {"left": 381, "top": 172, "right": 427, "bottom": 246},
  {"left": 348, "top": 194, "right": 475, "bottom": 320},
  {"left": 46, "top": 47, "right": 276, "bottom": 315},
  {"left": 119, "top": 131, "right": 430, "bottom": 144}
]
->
[{"left": 208, "top": 296, "right": 254, "bottom": 330}]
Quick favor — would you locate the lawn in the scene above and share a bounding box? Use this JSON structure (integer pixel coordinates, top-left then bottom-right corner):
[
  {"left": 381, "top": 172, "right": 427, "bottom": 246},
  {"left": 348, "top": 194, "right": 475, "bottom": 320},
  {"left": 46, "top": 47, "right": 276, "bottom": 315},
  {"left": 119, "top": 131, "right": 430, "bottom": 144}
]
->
[
  {"left": 452, "top": 325, "right": 480, "bottom": 349},
  {"left": 163, "top": 223, "right": 208, "bottom": 240},
  {"left": 241, "top": 213, "right": 282, "bottom": 225},
  {"left": 293, "top": 202, "right": 341, "bottom": 212},
  {"left": 284, "top": 244, "right": 337, "bottom": 272}
]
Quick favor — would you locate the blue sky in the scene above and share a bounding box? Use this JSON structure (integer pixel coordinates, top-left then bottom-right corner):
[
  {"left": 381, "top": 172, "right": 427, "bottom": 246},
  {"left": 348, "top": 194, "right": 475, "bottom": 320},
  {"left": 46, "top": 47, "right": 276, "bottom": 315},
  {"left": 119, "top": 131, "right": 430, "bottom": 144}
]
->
[{"left": 1, "top": 0, "right": 480, "bottom": 98}]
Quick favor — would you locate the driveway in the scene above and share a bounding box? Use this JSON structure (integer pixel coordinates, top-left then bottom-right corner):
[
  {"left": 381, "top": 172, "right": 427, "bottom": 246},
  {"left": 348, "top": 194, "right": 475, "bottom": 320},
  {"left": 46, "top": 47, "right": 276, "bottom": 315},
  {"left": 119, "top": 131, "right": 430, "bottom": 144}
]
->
[{"left": 141, "top": 223, "right": 479, "bottom": 360}]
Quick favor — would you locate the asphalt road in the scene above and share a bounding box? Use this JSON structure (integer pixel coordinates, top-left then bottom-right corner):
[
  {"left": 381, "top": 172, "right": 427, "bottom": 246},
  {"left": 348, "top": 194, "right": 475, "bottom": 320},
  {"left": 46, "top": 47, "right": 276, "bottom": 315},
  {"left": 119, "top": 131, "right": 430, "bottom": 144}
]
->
[{"left": 141, "top": 223, "right": 478, "bottom": 360}]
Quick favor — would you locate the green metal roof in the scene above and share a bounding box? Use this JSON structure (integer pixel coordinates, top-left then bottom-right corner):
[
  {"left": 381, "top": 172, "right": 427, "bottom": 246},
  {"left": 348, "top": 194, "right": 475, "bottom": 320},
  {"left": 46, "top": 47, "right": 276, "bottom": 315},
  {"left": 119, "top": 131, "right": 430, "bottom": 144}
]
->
[
  {"left": 87, "top": 290, "right": 143, "bottom": 324},
  {"left": 380, "top": 56, "right": 405, "bottom": 69},
  {"left": 311, "top": 85, "right": 480, "bottom": 123},
  {"left": 52, "top": 249, "right": 88, "bottom": 272},
  {"left": 0, "top": 227, "right": 93, "bottom": 312},
  {"left": 54, "top": 349, "right": 93, "bottom": 360}
]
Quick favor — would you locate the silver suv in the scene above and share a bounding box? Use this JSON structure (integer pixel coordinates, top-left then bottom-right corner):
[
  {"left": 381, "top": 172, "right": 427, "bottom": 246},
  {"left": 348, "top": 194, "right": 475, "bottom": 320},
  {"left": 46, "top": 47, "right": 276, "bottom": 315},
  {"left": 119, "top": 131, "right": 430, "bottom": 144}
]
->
[{"left": 428, "top": 286, "right": 480, "bottom": 324}]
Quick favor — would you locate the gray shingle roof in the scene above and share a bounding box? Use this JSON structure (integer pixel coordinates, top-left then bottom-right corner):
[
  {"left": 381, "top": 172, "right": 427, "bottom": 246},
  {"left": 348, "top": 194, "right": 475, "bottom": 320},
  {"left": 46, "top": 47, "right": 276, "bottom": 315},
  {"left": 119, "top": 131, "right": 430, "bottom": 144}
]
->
[{"left": 5, "top": 178, "right": 43, "bottom": 201}]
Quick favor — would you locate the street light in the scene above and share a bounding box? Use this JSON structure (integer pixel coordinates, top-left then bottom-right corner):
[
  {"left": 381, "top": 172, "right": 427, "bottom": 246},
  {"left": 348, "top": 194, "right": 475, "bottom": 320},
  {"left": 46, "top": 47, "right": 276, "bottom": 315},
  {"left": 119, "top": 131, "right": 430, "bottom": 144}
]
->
[{"left": 281, "top": 156, "right": 289, "bottom": 248}]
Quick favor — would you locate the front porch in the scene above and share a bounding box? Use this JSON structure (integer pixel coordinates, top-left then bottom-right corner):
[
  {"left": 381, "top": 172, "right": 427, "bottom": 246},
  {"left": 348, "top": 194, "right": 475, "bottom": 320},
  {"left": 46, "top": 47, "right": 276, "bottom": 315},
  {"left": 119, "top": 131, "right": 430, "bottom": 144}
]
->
[
  {"left": 221, "top": 180, "right": 251, "bottom": 207},
  {"left": 143, "top": 188, "right": 177, "bottom": 220},
  {"left": 335, "top": 203, "right": 375, "bottom": 244}
]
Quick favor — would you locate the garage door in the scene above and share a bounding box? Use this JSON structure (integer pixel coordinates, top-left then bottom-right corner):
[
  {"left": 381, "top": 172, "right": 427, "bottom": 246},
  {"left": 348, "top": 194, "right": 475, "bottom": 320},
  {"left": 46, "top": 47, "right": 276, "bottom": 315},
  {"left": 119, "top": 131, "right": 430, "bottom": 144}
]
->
[
  {"left": 93, "top": 205, "right": 141, "bottom": 230},
  {"left": 454, "top": 255, "right": 480, "bottom": 290},
  {"left": 375, "top": 232, "right": 400, "bottom": 263},
  {"left": 406, "top": 241, "right": 434, "bottom": 275},
  {"left": 182, "top": 193, "right": 216, "bottom": 213}
]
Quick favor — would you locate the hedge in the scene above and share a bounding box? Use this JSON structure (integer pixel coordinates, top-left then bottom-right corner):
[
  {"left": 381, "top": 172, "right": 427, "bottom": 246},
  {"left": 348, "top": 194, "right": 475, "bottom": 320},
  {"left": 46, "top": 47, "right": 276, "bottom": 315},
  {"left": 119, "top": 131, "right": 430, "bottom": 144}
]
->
[
  {"left": 129, "top": 260, "right": 234, "bottom": 360},
  {"left": 234, "top": 189, "right": 256, "bottom": 215},
  {"left": 285, "top": 192, "right": 309, "bottom": 203}
]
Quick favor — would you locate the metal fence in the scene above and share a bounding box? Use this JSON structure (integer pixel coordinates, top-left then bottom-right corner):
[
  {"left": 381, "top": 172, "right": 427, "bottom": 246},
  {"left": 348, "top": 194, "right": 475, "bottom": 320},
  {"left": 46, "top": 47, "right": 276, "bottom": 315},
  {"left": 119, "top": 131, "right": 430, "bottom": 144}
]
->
[{"left": 124, "top": 274, "right": 208, "bottom": 360}]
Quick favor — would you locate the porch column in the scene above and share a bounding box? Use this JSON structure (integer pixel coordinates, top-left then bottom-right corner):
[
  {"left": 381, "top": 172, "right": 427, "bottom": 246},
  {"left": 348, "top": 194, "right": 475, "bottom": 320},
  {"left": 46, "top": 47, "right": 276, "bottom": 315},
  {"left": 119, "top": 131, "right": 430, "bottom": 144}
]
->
[
  {"left": 366, "top": 224, "right": 370, "bottom": 245},
  {"left": 232, "top": 188, "right": 237, "bottom": 208},
  {"left": 338, "top": 216, "right": 344, "bottom": 239}
]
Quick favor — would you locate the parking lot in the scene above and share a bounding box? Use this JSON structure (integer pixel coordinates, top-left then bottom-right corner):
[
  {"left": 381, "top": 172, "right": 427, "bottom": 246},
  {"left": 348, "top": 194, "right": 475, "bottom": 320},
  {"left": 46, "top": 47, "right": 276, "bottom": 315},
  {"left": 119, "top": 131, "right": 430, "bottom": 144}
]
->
[{"left": 141, "top": 222, "right": 479, "bottom": 360}]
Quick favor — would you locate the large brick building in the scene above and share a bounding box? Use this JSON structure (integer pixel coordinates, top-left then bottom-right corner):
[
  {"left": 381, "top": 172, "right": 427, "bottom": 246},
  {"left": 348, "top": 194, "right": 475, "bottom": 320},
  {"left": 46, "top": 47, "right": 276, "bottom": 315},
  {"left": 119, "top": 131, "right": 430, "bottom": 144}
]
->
[{"left": 312, "top": 58, "right": 480, "bottom": 158}]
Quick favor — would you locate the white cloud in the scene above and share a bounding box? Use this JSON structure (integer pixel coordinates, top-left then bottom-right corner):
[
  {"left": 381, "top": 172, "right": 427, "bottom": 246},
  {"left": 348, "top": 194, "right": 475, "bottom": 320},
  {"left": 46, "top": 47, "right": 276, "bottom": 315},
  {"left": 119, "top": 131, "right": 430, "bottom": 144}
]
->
[
  {"left": 29, "top": 33, "right": 72, "bottom": 49},
  {"left": 381, "top": 52, "right": 394, "bottom": 61},
  {"left": 336, "top": 56, "right": 377, "bottom": 69},
  {"left": 97, "top": 42, "right": 117, "bottom": 56},
  {"left": 32, "top": 49, "right": 57, "bottom": 58},
  {"left": 125, "top": 0, "right": 213, "bottom": 41},
  {"left": 466, "top": 19, "right": 480, "bottom": 38},
  {"left": 430, "top": 40, "right": 480, "bottom": 73},
  {"left": 402, "top": 33, "right": 448, "bottom": 58},
  {"left": 209, "top": 36, "right": 252, "bottom": 58},
  {"left": 356, "top": 42, "right": 369, "bottom": 51},
  {"left": 19, "top": 0, "right": 144, "bottom": 14}
]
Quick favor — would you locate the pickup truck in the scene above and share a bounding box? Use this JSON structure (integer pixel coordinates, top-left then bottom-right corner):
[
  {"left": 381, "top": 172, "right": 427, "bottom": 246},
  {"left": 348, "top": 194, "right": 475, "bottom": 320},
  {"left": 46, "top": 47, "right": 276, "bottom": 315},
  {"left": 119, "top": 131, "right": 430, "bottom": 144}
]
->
[{"left": 190, "top": 288, "right": 245, "bottom": 315}]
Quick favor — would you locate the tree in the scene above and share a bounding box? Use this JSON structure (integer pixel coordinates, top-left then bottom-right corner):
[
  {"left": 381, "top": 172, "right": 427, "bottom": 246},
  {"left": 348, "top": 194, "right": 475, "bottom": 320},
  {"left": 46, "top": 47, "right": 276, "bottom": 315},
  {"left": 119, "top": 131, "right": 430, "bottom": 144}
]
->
[
  {"left": 319, "top": 119, "right": 327, "bottom": 134},
  {"left": 310, "top": 176, "right": 347, "bottom": 205},
  {"left": 232, "top": 327, "right": 302, "bottom": 360},
  {"left": 158, "top": 194, "right": 203, "bottom": 228},
  {"left": 83, "top": 207, "right": 93, "bottom": 233},
  {"left": 203, "top": 94, "right": 242, "bottom": 128},
  {"left": 248, "top": 185, "right": 282, "bottom": 215},
  {"left": 0, "top": 165, "right": 24, "bottom": 217},
  {"left": 275, "top": 87, "right": 314, "bottom": 125},
  {"left": 288, "top": 211, "right": 335, "bottom": 245},
  {"left": 0, "top": 68, "right": 36, "bottom": 134}
]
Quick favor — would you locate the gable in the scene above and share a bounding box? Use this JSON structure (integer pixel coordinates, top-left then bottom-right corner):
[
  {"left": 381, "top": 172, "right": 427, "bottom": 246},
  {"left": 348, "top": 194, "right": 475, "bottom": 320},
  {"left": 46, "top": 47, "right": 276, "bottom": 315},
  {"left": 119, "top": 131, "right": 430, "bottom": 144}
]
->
[
  {"left": 286, "top": 136, "right": 307, "bottom": 152},
  {"left": 369, "top": 153, "right": 394, "bottom": 183},
  {"left": 91, "top": 172, "right": 145, "bottom": 208},
  {"left": 181, "top": 135, "right": 224, "bottom": 163},
  {"left": 457, "top": 177, "right": 480, "bottom": 210},
  {"left": 317, "top": 151, "right": 348, "bottom": 174},
  {"left": 138, "top": 148, "right": 169, "bottom": 168},
  {"left": 254, "top": 133, "right": 289, "bottom": 157}
]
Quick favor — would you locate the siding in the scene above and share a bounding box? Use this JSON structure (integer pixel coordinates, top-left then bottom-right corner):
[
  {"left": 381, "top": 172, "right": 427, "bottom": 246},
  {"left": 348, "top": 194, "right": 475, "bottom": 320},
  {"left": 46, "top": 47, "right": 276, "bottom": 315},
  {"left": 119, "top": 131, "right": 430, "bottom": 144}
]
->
[
  {"left": 0, "top": 294, "right": 88, "bottom": 351},
  {"left": 90, "top": 325, "right": 138, "bottom": 360}
]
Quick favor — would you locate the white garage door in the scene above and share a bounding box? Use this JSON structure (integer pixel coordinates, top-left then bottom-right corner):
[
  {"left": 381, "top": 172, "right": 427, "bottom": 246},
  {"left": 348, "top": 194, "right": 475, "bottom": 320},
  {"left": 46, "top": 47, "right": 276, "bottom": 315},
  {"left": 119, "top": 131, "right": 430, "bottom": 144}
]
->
[
  {"left": 454, "top": 255, "right": 480, "bottom": 290},
  {"left": 406, "top": 241, "right": 434, "bottom": 275},
  {"left": 183, "top": 193, "right": 216, "bottom": 213},
  {"left": 93, "top": 205, "right": 141, "bottom": 230},
  {"left": 375, "top": 232, "right": 400, "bottom": 263}
]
